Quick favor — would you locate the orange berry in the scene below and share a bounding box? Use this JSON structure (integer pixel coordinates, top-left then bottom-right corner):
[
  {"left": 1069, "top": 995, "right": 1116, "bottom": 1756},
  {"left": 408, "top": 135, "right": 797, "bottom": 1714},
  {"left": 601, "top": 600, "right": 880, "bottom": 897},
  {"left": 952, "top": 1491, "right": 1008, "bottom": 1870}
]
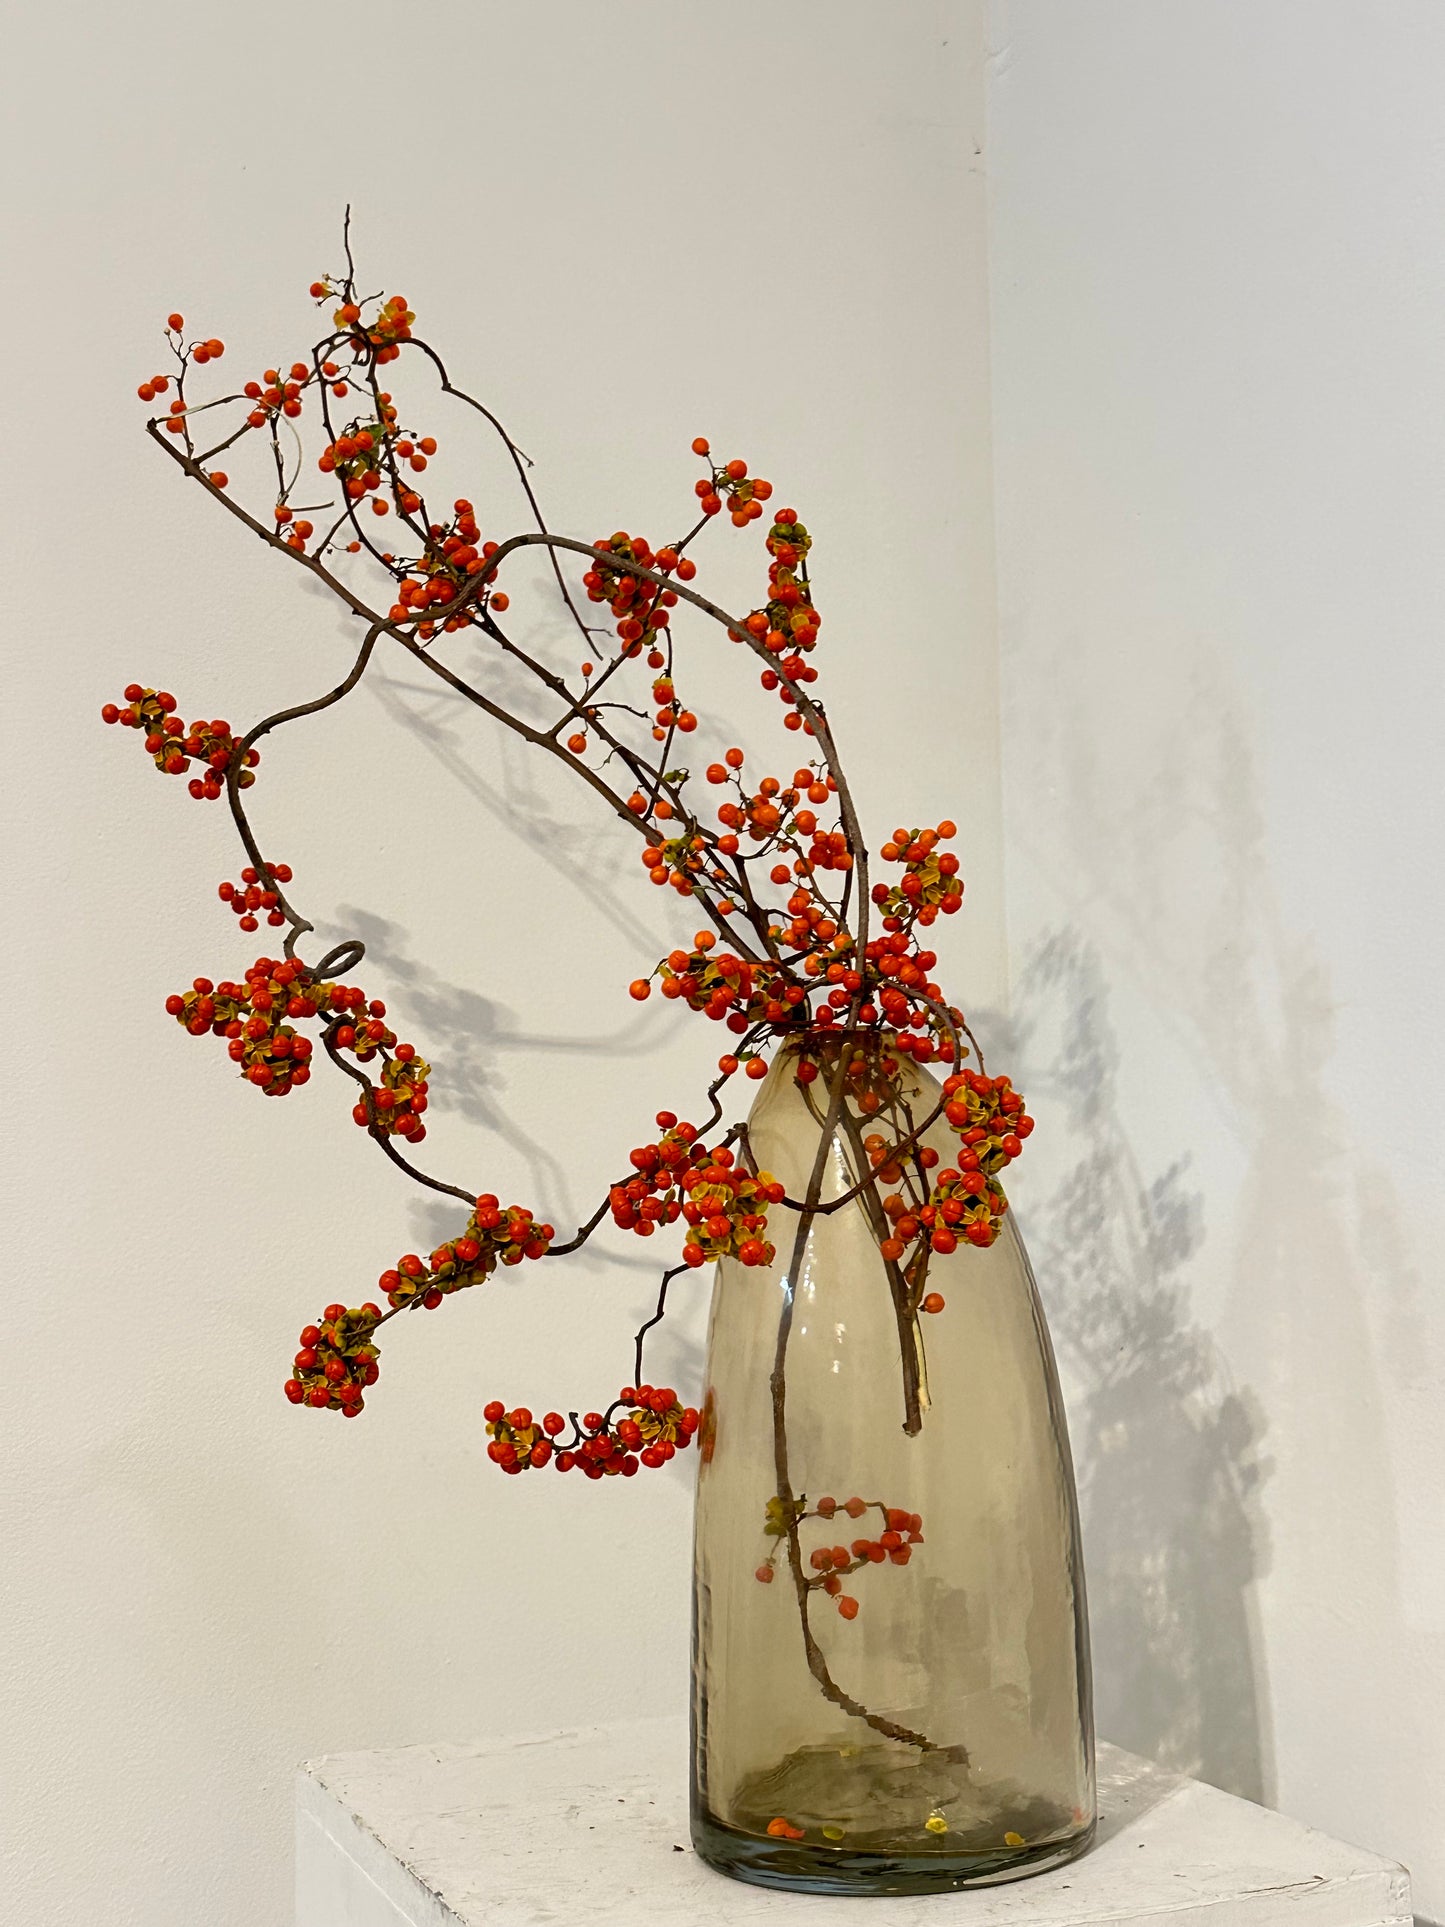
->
[
  {"left": 628, "top": 979, "right": 652, "bottom": 1002},
  {"left": 491, "top": 591, "right": 510, "bottom": 611},
  {"left": 691, "top": 437, "right": 710, "bottom": 456},
  {"left": 167, "top": 312, "right": 184, "bottom": 331}
]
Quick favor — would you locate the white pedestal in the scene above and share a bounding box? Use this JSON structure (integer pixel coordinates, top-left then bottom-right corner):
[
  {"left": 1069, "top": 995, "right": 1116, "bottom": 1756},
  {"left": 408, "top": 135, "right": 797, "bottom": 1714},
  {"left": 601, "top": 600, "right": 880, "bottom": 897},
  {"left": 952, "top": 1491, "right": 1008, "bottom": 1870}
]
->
[{"left": 296, "top": 1717, "right": 1410, "bottom": 1927}]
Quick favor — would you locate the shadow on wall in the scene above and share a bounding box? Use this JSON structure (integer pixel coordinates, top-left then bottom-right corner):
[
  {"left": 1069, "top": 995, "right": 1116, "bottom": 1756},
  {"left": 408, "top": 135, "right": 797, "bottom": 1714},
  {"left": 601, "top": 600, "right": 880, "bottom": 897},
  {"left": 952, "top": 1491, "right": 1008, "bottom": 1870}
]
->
[
  {"left": 327, "top": 897, "right": 712, "bottom": 1396},
  {"left": 362, "top": 662, "right": 668, "bottom": 955},
  {"left": 999, "top": 651, "right": 1435, "bottom": 1849},
  {"left": 315, "top": 657, "right": 670, "bottom": 1246},
  {"left": 1005, "top": 932, "right": 1276, "bottom": 1806}
]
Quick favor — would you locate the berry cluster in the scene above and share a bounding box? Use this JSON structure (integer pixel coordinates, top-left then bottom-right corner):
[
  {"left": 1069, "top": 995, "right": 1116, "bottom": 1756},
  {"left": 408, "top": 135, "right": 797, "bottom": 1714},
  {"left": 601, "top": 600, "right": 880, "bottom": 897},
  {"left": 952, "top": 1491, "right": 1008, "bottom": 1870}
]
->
[
  {"left": 716, "top": 777, "right": 786, "bottom": 844},
  {"left": 742, "top": 511, "right": 823, "bottom": 735},
  {"left": 658, "top": 936, "right": 756, "bottom": 1024},
  {"left": 346, "top": 291, "right": 414, "bottom": 363},
  {"left": 871, "top": 822, "right": 965, "bottom": 929},
  {"left": 285, "top": 1303, "right": 382, "bottom": 1415},
  {"left": 483, "top": 1386, "right": 701, "bottom": 1476},
  {"left": 860, "top": 930, "right": 956, "bottom": 1064},
  {"left": 483, "top": 1406, "right": 554, "bottom": 1472},
  {"left": 348, "top": 1036, "right": 431, "bottom": 1143},
  {"left": 877, "top": 1167, "right": 974, "bottom": 1264},
  {"left": 647, "top": 669, "right": 697, "bottom": 737},
  {"left": 937, "top": 1068, "right": 1033, "bottom": 1247},
  {"left": 920, "top": 1165, "right": 1005, "bottom": 1260},
  {"left": 678, "top": 1151, "right": 783, "bottom": 1269},
  {"left": 102, "top": 687, "right": 257, "bottom": 801},
  {"left": 386, "top": 501, "right": 497, "bottom": 624},
  {"left": 319, "top": 420, "right": 389, "bottom": 496},
  {"left": 609, "top": 1116, "right": 781, "bottom": 1265},
  {"left": 165, "top": 957, "right": 325, "bottom": 1095},
  {"left": 165, "top": 958, "right": 437, "bottom": 1119},
  {"left": 611, "top": 1115, "right": 702, "bottom": 1236},
  {"left": 581, "top": 531, "right": 684, "bottom": 655},
  {"left": 636, "top": 831, "right": 710, "bottom": 898},
  {"left": 758, "top": 1495, "right": 924, "bottom": 1621},
  {"left": 378, "top": 1195, "right": 555, "bottom": 1311},
  {"left": 218, "top": 860, "right": 293, "bottom": 932},
  {"left": 748, "top": 547, "right": 819, "bottom": 654},
  {"left": 690, "top": 438, "right": 773, "bottom": 526},
  {"left": 165, "top": 976, "right": 247, "bottom": 1039},
  {"left": 136, "top": 315, "right": 224, "bottom": 434},
  {"left": 642, "top": 930, "right": 808, "bottom": 1055},
  {"left": 244, "top": 361, "right": 313, "bottom": 428}
]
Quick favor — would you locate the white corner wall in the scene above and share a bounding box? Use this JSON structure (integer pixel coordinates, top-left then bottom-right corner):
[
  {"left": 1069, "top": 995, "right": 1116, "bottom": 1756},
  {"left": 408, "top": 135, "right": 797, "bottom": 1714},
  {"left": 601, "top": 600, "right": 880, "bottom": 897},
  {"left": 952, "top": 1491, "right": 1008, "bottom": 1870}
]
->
[
  {"left": 0, "top": 5, "right": 997, "bottom": 1924},
  {"left": 986, "top": 2, "right": 1445, "bottom": 1915}
]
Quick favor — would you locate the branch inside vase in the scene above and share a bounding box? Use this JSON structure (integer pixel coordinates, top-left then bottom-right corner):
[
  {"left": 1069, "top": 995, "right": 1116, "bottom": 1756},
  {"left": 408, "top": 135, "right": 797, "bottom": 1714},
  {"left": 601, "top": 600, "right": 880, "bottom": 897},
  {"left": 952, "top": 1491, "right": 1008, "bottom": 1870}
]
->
[{"left": 767, "top": 1047, "right": 957, "bottom": 1760}]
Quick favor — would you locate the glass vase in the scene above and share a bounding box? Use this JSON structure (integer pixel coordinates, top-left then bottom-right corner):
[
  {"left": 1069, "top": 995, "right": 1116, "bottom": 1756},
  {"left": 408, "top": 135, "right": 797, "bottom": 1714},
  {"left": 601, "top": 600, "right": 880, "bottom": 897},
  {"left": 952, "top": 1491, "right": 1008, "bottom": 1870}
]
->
[{"left": 690, "top": 1036, "right": 1094, "bottom": 1895}]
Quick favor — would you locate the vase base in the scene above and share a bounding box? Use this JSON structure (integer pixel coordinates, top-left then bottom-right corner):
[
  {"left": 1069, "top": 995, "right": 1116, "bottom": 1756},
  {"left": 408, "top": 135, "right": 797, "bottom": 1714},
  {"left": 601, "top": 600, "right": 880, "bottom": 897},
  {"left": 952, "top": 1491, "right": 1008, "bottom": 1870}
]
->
[{"left": 692, "top": 1805, "right": 1097, "bottom": 1897}]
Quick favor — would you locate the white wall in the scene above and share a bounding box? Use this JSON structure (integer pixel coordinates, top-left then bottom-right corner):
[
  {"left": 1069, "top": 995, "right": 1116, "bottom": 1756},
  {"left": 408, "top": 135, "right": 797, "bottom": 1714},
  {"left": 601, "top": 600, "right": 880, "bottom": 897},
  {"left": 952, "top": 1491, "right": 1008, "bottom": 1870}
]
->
[
  {"left": 986, "top": 2, "right": 1445, "bottom": 1916},
  {"left": 0, "top": 5, "right": 999, "bottom": 1924}
]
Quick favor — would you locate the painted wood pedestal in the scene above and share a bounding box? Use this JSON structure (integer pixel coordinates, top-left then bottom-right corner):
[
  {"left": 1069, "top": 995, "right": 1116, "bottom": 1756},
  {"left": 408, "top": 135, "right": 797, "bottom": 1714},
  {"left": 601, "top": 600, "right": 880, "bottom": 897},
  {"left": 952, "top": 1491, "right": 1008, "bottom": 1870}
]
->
[{"left": 296, "top": 1717, "right": 1410, "bottom": 1927}]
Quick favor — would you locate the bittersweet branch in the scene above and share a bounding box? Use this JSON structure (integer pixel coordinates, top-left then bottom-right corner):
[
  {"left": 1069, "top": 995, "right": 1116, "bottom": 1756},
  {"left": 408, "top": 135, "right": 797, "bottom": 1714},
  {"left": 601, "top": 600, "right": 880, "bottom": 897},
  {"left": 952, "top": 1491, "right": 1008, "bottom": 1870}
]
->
[{"left": 111, "top": 250, "right": 1037, "bottom": 1764}]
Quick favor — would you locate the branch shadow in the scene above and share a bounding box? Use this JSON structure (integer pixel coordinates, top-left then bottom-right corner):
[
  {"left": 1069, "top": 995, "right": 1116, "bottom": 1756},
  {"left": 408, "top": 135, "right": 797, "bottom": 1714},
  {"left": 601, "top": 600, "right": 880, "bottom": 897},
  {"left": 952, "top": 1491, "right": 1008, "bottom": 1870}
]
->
[
  {"left": 327, "top": 904, "right": 672, "bottom": 1286},
  {"left": 1003, "top": 932, "right": 1275, "bottom": 1806},
  {"left": 362, "top": 662, "right": 667, "bottom": 955},
  {"left": 294, "top": 641, "right": 725, "bottom": 1408},
  {"left": 997, "top": 647, "right": 1430, "bottom": 1834}
]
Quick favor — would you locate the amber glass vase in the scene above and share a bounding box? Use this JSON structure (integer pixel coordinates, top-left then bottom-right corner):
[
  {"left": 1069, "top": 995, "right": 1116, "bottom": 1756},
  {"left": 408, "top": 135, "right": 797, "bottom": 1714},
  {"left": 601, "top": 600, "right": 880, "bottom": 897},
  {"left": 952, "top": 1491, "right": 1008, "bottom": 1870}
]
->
[{"left": 690, "top": 1037, "right": 1094, "bottom": 1894}]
